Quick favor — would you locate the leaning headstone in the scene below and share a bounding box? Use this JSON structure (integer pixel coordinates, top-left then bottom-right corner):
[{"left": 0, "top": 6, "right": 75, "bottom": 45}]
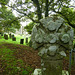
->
[
  {"left": 31, "top": 17, "right": 74, "bottom": 75},
  {"left": 12, "top": 37, "right": 16, "bottom": 41},
  {"left": 25, "top": 37, "right": 28, "bottom": 43},
  {"left": 4, "top": 34, "right": 8, "bottom": 40},
  {"left": 20, "top": 39, "right": 24, "bottom": 44}
]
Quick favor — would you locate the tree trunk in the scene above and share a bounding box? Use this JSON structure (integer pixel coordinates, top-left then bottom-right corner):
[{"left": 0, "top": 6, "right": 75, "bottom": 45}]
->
[
  {"left": 32, "top": 0, "right": 42, "bottom": 20},
  {"left": 45, "top": 0, "right": 49, "bottom": 17}
]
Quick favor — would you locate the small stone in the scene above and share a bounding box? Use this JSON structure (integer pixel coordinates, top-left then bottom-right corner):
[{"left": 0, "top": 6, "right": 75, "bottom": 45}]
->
[
  {"left": 43, "top": 68, "right": 46, "bottom": 71},
  {"left": 41, "top": 63, "right": 44, "bottom": 66},
  {"left": 59, "top": 51, "right": 66, "bottom": 57},
  {"left": 32, "top": 69, "right": 42, "bottom": 75}
]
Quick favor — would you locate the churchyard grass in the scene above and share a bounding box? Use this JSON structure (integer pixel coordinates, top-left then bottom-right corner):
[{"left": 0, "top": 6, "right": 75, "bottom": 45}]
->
[{"left": 0, "top": 34, "right": 30, "bottom": 45}]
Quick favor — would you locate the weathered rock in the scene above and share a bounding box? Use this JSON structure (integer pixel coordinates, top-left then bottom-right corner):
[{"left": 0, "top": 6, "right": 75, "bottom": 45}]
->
[{"left": 31, "top": 16, "right": 74, "bottom": 75}]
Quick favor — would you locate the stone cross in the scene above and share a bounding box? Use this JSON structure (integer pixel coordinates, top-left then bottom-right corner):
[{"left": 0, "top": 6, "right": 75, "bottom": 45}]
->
[{"left": 31, "top": 17, "right": 74, "bottom": 75}]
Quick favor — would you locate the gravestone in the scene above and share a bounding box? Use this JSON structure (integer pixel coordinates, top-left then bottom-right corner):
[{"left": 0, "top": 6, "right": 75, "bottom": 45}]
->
[
  {"left": 4, "top": 34, "right": 8, "bottom": 40},
  {"left": 1, "top": 33, "right": 3, "bottom": 36},
  {"left": 11, "top": 35, "right": 14, "bottom": 38},
  {"left": 25, "top": 37, "right": 28, "bottom": 43},
  {"left": 9, "top": 33, "right": 11, "bottom": 38},
  {"left": 20, "top": 39, "right": 24, "bottom": 44},
  {"left": 0, "top": 32, "right": 1, "bottom": 34},
  {"left": 12, "top": 37, "right": 16, "bottom": 41},
  {"left": 31, "top": 17, "right": 74, "bottom": 75}
]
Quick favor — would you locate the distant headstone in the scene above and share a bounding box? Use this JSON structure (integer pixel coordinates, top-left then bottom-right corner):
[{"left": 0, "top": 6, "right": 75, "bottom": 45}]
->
[
  {"left": 20, "top": 39, "right": 24, "bottom": 44},
  {"left": 1, "top": 33, "right": 3, "bottom": 36},
  {"left": 12, "top": 35, "right": 14, "bottom": 38},
  {"left": 9, "top": 33, "right": 11, "bottom": 38},
  {"left": 0, "top": 32, "right": 1, "bottom": 34},
  {"left": 12, "top": 37, "right": 16, "bottom": 41},
  {"left": 25, "top": 37, "right": 28, "bottom": 43},
  {"left": 4, "top": 34, "right": 8, "bottom": 40},
  {"left": 31, "top": 17, "right": 74, "bottom": 75}
]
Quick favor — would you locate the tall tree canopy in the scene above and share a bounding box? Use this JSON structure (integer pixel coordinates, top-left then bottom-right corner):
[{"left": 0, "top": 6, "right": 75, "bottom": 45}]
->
[
  {"left": 0, "top": 0, "right": 75, "bottom": 29},
  {"left": 0, "top": 2, "right": 21, "bottom": 33}
]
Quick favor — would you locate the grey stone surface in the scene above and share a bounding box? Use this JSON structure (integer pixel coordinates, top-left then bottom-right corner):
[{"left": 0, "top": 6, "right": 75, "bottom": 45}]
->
[{"left": 31, "top": 16, "right": 74, "bottom": 75}]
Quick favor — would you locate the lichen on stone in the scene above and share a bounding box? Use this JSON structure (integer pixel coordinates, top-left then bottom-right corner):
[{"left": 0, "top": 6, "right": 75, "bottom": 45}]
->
[{"left": 31, "top": 16, "right": 74, "bottom": 75}]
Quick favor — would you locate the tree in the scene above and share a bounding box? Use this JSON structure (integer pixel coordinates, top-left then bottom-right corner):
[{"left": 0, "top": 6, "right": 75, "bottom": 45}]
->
[
  {"left": 24, "top": 22, "right": 36, "bottom": 34},
  {"left": 0, "top": 5, "right": 21, "bottom": 33},
  {"left": 57, "top": 7, "right": 75, "bottom": 28},
  {"left": 0, "top": 0, "right": 75, "bottom": 29},
  {"left": 7, "top": 0, "right": 75, "bottom": 28}
]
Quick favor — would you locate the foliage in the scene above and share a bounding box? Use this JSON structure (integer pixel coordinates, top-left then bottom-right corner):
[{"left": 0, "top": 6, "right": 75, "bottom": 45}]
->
[
  {"left": 59, "top": 7, "right": 75, "bottom": 28},
  {"left": 0, "top": 0, "right": 75, "bottom": 34},
  {"left": 8, "top": 0, "right": 70, "bottom": 20},
  {"left": 0, "top": 5, "right": 21, "bottom": 33},
  {"left": 0, "top": 0, "right": 9, "bottom": 4},
  {"left": 4, "top": 0, "right": 75, "bottom": 29},
  {"left": 24, "top": 22, "right": 36, "bottom": 34}
]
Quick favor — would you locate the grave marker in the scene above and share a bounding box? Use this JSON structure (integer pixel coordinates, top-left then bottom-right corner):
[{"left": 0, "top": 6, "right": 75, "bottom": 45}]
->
[
  {"left": 9, "top": 33, "right": 11, "bottom": 38},
  {"left": 20, "top": 39, "right": 24, "bottom": 44},
  {"left": 25, "top": 37, "right": 28, "bottom": 43},
  {"left": 4, "top": 34, "right": 8, "bottom": 40},
  {"left": 12, "top": 35, "right": 14, "bottom": 38},
  {"left": 31, "top": 17, "right": 74, "bottom": 75},
  {"left": 12, "top": 37, "right": 16, "bottom": 41}
]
